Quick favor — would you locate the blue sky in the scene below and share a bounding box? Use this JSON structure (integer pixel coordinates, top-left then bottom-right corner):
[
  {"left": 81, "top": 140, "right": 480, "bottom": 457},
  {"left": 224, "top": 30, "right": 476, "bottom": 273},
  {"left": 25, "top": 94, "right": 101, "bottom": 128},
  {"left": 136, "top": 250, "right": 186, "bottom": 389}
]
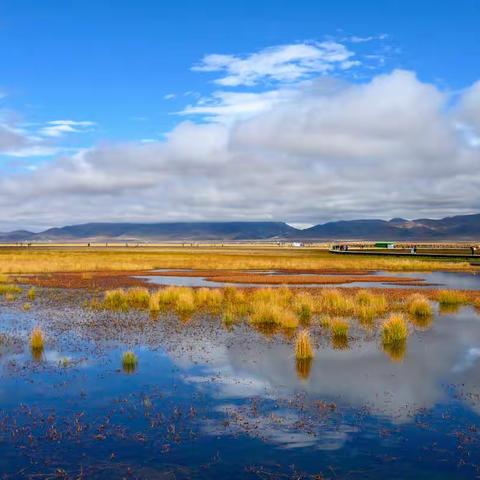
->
[{"left": 0, "top": 0, "right": 479, "bottom": 229}]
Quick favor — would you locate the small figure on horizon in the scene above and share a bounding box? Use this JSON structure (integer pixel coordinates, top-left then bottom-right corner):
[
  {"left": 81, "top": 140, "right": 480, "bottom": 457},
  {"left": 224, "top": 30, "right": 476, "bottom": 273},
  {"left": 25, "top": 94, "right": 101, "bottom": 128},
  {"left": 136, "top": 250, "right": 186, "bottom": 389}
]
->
[{"left": 471, "top": 246, "right": 476, "bottom": 256}]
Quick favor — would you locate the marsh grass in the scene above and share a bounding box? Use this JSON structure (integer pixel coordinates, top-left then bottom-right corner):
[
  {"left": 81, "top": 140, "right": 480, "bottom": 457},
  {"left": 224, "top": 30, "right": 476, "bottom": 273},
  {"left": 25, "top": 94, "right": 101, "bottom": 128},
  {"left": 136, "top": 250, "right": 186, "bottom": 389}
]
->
[
  {"left": 330, "top": 318, "right": 349, "bottom": 339},
  {"left": 0, "top": 284, "right": 22, "bottom": 296},
  {"left": 30, "top": 327, "right": 44, "bottom": 351},
  {"left": 122, "top": 351, "right": 138, "bottom": 373},
  {"left": 195, "top": 288, "right": 223, "bottom": 311},
  {"left": 0, "top": 247, "right": 471, "bottom": 274},
  {"left": 407, "top": 294, "right": 432, "bottom": 318},
  {"left": 438, "top": 290, "right": 468, "bottom": 306},
  {"left": 293, "top": 293, "right": 315, "bottom": 323},
  {"left": 23, "top": 302, "right": 31, "bottom": 311},
  {"left": 295, "top": 329, "right": 314, "bottom": 359},
  {"left": 0, "top": 274, "right": 9, "bottom": 283},
  {"left": 249, "top": 302, "right": 299, "bottom": 329},
  {"left": 317, "top": 289, "right": 355, "bottom": 316},
  {"left": 354, "top": 290, "right": 387, "bottom": 320},
  {"left": 382, "top": 314, "right": 409, "bottom": 344},
  {"left": 27, "top": 287, "right": 36, "bottom": 301}
]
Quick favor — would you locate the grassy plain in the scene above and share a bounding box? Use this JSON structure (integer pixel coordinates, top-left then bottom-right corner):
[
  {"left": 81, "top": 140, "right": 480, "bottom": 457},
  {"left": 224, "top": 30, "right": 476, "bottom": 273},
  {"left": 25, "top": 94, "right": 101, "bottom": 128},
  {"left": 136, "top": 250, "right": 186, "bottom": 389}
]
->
[{"left": 0, "top": 245, "right": 474, "bottom": 274}]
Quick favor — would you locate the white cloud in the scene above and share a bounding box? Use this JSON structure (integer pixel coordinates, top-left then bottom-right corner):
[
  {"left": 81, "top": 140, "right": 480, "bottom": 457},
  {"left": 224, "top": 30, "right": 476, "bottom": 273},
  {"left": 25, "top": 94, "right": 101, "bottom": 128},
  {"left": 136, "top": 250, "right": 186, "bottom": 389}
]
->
[
  {"left": 40, "top": 120, "right": 96, "bottom": 138},
  {"left": 192, "top": 41, "right": 357, "bottom": 86},
  {"left": 1, "top": 69, "right": 479, "bottom": 229}
]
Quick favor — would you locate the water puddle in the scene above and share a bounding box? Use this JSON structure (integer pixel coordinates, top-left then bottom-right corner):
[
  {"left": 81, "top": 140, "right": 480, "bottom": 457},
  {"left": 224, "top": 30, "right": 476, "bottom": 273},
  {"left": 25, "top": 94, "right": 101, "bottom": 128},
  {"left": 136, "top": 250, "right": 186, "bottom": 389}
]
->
[{"left": 137, "top": 269, "right": 480, "bottom": 290}]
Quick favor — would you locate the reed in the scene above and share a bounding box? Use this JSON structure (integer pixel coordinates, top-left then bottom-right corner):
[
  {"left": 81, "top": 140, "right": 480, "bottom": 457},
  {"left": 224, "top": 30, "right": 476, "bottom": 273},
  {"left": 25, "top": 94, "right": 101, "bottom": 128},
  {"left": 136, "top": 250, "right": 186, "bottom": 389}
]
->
[
  {"left": 249, "top": 302, "right": 299, "bottom": 329},
  {"left": 295, "top": 329, "right": 314, "bottom": 359},
  {"left": 354, "top": 290, "right": 387, "bottom": 320}
]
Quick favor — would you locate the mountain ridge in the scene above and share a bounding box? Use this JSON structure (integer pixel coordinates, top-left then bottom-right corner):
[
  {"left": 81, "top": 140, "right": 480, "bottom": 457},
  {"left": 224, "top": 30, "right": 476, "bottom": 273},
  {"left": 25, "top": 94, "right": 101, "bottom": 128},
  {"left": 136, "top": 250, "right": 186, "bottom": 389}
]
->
[{"left": 1, "top": 214, "right": 480, "bottom": 242}]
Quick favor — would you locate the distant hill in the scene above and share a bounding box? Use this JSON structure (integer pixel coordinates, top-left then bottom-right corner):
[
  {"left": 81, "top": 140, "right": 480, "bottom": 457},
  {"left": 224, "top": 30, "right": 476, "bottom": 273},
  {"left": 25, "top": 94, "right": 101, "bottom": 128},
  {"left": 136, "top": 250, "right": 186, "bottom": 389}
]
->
[
  {"left": 0, "top": 222, "right": 297, "bottom": 242},
  {"left": 1, "top": 214, "right": 480, "bottom": 242},
  {"left": 298, "top": 214, "right": 480, "bottom": 240}
]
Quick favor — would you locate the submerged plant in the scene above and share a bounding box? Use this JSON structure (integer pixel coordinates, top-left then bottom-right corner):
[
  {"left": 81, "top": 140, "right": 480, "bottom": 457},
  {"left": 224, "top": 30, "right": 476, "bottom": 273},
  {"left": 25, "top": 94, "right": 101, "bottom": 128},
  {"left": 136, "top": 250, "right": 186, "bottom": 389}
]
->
[{"left": 295, "top": 329, "right": 314, "bottom": 360}]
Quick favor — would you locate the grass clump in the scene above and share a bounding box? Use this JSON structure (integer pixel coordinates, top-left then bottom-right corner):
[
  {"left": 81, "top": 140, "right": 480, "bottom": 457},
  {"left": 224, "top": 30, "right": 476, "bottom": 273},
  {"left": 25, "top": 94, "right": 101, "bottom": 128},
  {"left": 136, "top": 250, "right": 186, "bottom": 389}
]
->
[
  {"left": 354, "top": 290, "right": 387, "bottom": 320},
  {"left": 330, "top": 318, "right": 349, "bottom": 339},
  {"left": 103, "top": 289, "right": 129, "bottom": 311},
  {"left": 295, "top": 329, "right": 314, "bottom": 359},
  {"left": 125, "top": 287, "right": 150, "bottom": 309},
  {"left": 249, "top": 302, "right": 299, "bottom": 329},
  {"left": 438, "top": 290, "right": 467, "bottom": 306},
  {"left": 27, "top": 287, "right": 36, "bottom": 301},
  {"left": 318, "top": 289, "right": 354, "bottom": 316},
  {"left": 30, "top": 327, "right": 44, "bottom": 350},
  {"left": 0, "top": 284, "right": 22, "bottom": 296},
  {"left": 293, "top": 293, "right": 315, "bottom": 323},
  {"left": 122, "top": 351, "right": 138, "bottom": 372},
  {"left": 382, "top": 314, "right": 409, "bottom": 344},
  {"left": 407, "top": 294, "right": 432, "bottom": 317},
  {"left": 195, "top": 288, "right": 223, "bottom": 310}
]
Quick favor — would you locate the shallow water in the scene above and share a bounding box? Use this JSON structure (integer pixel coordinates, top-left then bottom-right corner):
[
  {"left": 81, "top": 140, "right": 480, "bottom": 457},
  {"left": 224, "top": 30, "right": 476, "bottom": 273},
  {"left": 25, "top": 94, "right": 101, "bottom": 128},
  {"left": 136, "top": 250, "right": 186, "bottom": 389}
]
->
[
  {"left": 1, "top": 295, "right": 480, "bottom": 478},
  {"left": 138, "top": 269, "right": 480, "bottom": 290}
]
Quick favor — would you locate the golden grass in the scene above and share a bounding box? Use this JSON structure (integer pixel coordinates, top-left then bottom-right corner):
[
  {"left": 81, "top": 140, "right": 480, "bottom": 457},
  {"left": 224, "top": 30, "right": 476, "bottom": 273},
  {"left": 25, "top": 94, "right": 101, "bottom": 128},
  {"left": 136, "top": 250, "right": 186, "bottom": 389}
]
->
[
  {"left": 295, "top": 329, "right": 314, "bottom": 359},
  {"left": 0, "top": 274, "right": 9, "bottom": 283},
  {"left": 0, "top": 284, "right": 22, "bottom": 296},
  {"left": 317, "top": 289, "right": 355, "bottom": 316},
  {"left": 407, "top": 294, "right": 432, "bottom": 317},
  {"left": 382, "top": 314, "right": 409, "bottom": 344},
  {"left": 330, "top": 318, "right": 350, "bottom": 339},
  {"left": 0, "top": 246, "right": 471, "bottom": 274},
  {"left": 27, "top": 287, "right": 36, "bottom": 301},
  {"left": 438, "top": 290, "right": 468, "bottom": 306},
  {"left": 122, "top": 351, "right": 138, "bottom": 372},
  {"left": 249, "top": 302, "right": 299, "bottom": 329},
  {"left": 354, "top": 290, "right": 387, "bottom": 320},
  {"left": 30, "top": 327, "right": 44, "bottom": 350}
]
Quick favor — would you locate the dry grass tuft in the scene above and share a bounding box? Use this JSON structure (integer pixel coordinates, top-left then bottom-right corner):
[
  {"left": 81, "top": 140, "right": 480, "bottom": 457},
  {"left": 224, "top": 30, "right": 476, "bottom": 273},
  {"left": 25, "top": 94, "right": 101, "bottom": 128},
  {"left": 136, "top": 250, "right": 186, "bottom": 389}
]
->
[
  {"left": 122, "top": 351, "right": 138, "bottom": 372},
  {"left": 407, "top": 294, "right": 432, "bottom": 317},
  {"left": 330, "top": 318, "right": 349, "bottom": 339},
  {"left": 27, "top": 287, "right": 36, "bottom": 301},
  {"left": 438, "top": 290, "right": 468, "bottom": 306},
  {"left": 30, "top": 327, "right": 44, "bottom": 350},
  {"left": 382, "top": 314, "right": 409, "bottom": 344},
  {"left": 295, "top": 329, "right": 314, "bottom": 359}
]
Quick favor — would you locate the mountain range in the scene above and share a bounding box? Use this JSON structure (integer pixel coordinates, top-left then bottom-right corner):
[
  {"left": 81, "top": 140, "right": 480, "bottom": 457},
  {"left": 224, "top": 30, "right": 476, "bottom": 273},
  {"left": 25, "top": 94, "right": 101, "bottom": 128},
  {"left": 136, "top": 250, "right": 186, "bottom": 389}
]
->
[{"left": 1, "top": 214, "right": 480, "bottom": 242}]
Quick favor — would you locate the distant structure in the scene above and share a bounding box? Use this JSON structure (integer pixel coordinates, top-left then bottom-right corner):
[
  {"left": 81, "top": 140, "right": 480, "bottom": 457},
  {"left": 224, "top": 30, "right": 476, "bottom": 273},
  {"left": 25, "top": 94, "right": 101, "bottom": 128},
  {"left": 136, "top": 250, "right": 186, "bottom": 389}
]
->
[{"left": 374, "top": 242, "right": 396, "bottom": 249}]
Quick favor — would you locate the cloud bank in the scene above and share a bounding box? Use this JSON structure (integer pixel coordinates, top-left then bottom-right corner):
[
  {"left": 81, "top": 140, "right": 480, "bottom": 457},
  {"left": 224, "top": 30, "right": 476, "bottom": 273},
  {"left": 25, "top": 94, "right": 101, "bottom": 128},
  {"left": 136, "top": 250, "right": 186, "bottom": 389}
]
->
[{"left": 1, "top": 45, "right": 480, "bottom": 229}]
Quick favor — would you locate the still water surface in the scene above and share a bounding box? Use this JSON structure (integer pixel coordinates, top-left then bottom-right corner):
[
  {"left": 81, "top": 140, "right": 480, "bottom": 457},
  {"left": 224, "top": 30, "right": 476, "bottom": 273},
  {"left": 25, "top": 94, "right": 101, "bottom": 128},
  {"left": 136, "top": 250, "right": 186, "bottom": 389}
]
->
[{"left": 1, "top": 299, "right": 480, "bottom": 478}]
